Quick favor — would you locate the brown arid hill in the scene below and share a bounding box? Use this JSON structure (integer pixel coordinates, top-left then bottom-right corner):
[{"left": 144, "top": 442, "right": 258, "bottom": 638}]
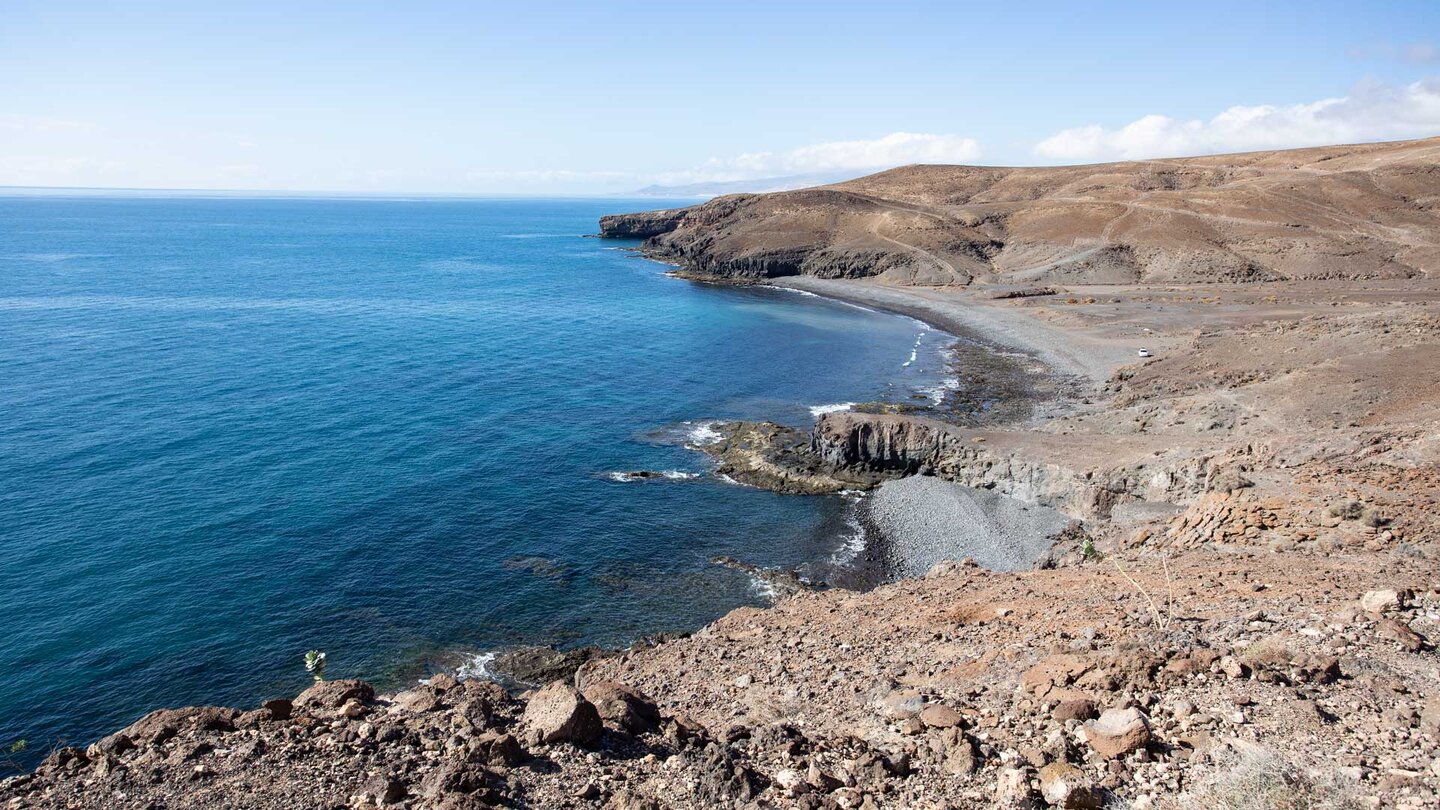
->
[{"left": 600, "top": 137, "right": 1440, "bottom": 286}]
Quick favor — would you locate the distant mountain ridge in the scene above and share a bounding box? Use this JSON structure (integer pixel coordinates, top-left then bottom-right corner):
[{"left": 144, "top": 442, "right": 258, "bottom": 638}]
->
[{"left": 631, "top": 171, "right": 862, "bottom": 198}]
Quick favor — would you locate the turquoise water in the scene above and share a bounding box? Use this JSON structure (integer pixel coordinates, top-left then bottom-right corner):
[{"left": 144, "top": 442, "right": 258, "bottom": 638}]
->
[{"left": 0, "top": 194, "right": 952, "bottom": 756}]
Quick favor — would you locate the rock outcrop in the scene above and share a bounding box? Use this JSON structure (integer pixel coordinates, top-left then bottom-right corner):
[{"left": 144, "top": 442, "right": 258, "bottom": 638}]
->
[{"left": 597, "top": 208, "right": 687, "bottom": 239}]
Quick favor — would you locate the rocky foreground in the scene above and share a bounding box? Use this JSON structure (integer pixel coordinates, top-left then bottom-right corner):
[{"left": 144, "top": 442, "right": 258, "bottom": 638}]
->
[{"left": 4, "top": 553, "right": 1434, "bottom": 809}]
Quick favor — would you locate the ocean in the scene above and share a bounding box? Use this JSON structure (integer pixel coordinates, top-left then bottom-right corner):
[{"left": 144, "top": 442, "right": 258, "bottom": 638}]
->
[{"left": 0, "top": 193, "right": 953, "bottom": 756}]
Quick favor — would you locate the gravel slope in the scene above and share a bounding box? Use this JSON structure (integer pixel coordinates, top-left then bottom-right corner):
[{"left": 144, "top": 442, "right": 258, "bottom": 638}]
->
[{"left": 863, "top": 476, "right": 1072, "bottom": 575}]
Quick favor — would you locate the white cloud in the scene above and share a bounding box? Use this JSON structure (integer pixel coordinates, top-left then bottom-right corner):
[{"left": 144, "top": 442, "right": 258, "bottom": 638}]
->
[
  {"left": 0, "top": 115, "right": 100, "bottom": 135},
  {"left": 1033, "top": 78, "right": 1440, "bottom": 162},
  {"left": 656, "top": 132, "right": 982, "bottom": 185},
  {"left": 1349, "top": 42, "right": 1440, "bottom": 64}
]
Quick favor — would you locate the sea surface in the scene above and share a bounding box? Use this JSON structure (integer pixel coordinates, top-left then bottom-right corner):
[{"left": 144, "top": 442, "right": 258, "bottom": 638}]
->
[{"left": 0, "top": 193, "right": 953, "bottom": 756}]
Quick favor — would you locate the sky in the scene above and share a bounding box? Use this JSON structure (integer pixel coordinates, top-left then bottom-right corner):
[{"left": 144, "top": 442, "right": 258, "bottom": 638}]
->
[{"left": 3, "top": 0, "right": 1440, "bottom": 194}]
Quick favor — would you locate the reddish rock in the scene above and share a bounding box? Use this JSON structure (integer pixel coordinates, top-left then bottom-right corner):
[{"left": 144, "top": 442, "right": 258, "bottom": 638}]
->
[
  {"left": 1053, "top": 698, "right": 1099, "bottom": 722},
  {"left": 293, "top": 680, "right": 375, "bottom": 718},
  {"left": 918, "top": 704, "right": 965, "bottom": 729},
  {"left": 581, "top": 680, "right": 661, "bottom": 733},
  {"left": 1082, "top": 707, "right": 1151, "bottom": 759},
  {"left": 522, "top": 682, "right": 603, "bottom": 746},
  {"left": 1377, "top": 618, "right": 1426, "bottom": 652}
]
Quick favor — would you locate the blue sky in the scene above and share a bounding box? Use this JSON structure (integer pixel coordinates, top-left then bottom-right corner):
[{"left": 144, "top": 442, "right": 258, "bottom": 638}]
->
[{"left": 3, "top": 0, "right": 1440, "bottom": 193}]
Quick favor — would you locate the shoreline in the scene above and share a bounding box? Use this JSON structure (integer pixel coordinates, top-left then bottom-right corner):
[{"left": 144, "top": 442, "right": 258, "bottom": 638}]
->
[
  {"left": 669, "top": 267, "right": 1103, "bottom": 589},
  {"left": 767, "top": 276, "right": 1128, "bottom": 384}
]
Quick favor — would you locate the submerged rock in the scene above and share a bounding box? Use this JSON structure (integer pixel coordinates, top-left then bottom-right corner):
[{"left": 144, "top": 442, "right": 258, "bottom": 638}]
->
[
  {"left": 490, "top": 645, "right": 610, "bottom": 687},
  {"left": 711, "top": 556, "right": 822, "bottom": 599}
]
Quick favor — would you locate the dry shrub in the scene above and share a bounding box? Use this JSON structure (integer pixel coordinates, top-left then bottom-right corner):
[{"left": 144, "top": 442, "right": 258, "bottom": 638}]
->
[{"left": 1178, "top": 744, "right": 1363, "bottom": 810}]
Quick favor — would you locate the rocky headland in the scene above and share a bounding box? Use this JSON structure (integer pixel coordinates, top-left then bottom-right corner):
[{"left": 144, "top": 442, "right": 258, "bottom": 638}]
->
[
  {"left": 7, "top": 138, "right": 1440, "bottom": 809},
  {"left": 599, "top": 137, "right": 1440, "bottom": 287}
]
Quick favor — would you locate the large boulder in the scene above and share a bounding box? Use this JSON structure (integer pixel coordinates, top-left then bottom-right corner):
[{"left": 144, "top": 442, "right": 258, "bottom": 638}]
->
[
  {"left": 521, "top": 682, "right": 602, "bottom": 746},
  {"left": 293, "top": 679, "right": 375, "bottom": 718},
  {"left": 581, "top": 681, "right": 661, "bottom": 734},
  {"left": 120, "top": 706, "right": 238, "bottom": 746},
  {"left": 1082, "top": 707, "right": 1151, "bottom": 759}
]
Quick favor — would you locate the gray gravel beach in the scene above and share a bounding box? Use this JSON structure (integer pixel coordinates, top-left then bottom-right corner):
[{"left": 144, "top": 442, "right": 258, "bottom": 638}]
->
[
  {"left": 863, "top": 475, "right": 1072, "bottom": 575},
  {"left": 772, "top": 276, "right": 1131, "bottom": 383}
]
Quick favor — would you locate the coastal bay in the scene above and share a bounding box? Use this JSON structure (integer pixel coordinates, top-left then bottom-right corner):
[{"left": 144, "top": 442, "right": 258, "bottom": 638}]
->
[{"left": 0, "top": 194, "right": 955, "bottom": 762}]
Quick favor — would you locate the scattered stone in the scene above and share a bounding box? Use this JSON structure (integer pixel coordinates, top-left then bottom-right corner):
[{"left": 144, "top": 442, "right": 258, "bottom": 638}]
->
[
  {"left": 995, "top": 766, "right": 1037, "bottom": 807},
  {"left": 1360, "top": 589, "right": 1410, "bottom": 614},
  {"left": 1038, "top": 761, "right": 1102, "bottom": 809},
  {"left": 878, "top": 689, "right": 926, "bottom": 719},
  {"left": 919, "top": 704, "right": 965, "bottom": 729},
  {"left": 1082, "top": 707, "right": 1151, "bottom": 759}
]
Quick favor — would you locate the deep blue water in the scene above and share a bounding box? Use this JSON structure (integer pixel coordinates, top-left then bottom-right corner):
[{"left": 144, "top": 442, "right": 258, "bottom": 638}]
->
[{"left": 0, "top": 194, "right": 952, "bottom": 756}]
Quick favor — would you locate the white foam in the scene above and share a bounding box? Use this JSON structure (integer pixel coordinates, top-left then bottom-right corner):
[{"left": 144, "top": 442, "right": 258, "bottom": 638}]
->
[
  {"left": 924, "top": 376, "right": 962, "bottom": 406},
  {"left": 606, "top": 470, "right": 701, "bottom": 482},
  {"left": 683, "top": 420, "right": 724, "bottom": 447},
  {"left": 759, "top": 284, "right": 821, "bottom": 298},
  {"left": 830, "top": 492, "right": 871, "bottom": 564},
  {"left": 454, "top": 652, "right": 498, "bottom": 681},
  {"left": 902, "top": 331, "right": 927, "bottom": 367},
  {"left": 809, "top": 402, "right": 856, "bottom": 418},
  {"left": 747, "top": 573, "right": 779, "bottom": 601}
]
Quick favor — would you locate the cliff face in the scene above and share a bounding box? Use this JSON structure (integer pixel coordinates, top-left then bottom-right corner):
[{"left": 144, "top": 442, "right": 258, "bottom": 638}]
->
[
  {"left": 596, "top": 208, "right": 688, "bottom": 239},
  {"left": 600, "top": 137, "right": 1440, "bottom": 285},
  {"left": 807, "top": 411, "right": 1244, "bottom": 521}
]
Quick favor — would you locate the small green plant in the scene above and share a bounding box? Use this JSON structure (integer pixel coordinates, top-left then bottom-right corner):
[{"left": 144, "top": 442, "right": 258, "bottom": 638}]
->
[
  {"left": 304, "top": 650, "right": 327, "bottom": 682},
  {"left": 1081, "top": 536, "right": 1102, "bottom": 561},
  {"left": 1, "top": 739, "right": 29, "bottom": 773},
  {"left": 1111, "top": 557, "right": 1174, "bottom": 631}
]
